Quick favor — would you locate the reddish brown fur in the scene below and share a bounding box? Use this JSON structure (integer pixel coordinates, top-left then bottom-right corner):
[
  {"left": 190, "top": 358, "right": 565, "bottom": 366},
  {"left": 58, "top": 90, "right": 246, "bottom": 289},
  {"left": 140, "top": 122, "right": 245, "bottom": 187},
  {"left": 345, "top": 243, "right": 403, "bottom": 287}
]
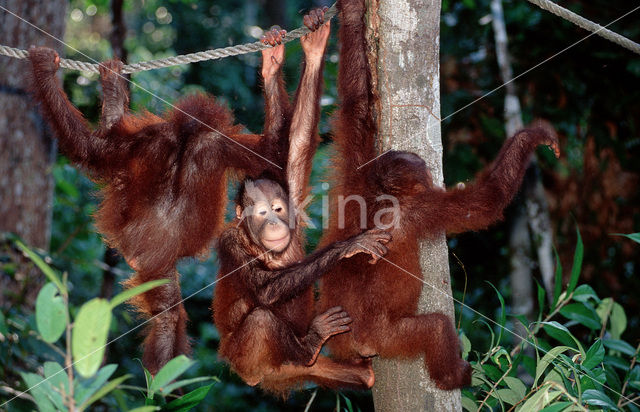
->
[
  {"left": 318, "top": 0, "right": 560, "bottom": 390},
  {"left": 212, "top": 11, "right": 383, "bottom": 395},
  {"left": 28, "top": 48, "right": 287, "bottom": 374}
]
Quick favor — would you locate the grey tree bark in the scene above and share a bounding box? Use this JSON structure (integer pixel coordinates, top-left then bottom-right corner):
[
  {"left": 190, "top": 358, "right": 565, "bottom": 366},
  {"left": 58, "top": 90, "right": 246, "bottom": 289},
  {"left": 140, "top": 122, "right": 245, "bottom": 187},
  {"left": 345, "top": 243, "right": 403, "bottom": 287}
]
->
[
  {"left": 367, "top": 0, "right": 462, "bottom": 410},
  {"left": 0, "top": 0, "right": 67, "bottom": 305}
]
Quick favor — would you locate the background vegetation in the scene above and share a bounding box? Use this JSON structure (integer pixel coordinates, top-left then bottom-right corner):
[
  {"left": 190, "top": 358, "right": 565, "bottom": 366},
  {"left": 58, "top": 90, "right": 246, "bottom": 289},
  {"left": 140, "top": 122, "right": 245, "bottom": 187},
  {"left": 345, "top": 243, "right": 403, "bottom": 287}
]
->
[{"left": 1, "top": 0, "right": 638, "bottom": 410}]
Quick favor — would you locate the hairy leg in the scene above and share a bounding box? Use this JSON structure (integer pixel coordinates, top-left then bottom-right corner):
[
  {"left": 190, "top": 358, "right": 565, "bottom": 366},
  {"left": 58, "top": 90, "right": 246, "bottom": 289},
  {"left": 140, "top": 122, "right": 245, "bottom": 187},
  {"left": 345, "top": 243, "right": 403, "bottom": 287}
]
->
[
  {"left": 260, "top": 355, "right": 375, "bottom": 394},
  {"left": 375, "top": 313, "right": 471, "bottom": 390},
  {"left": 125, "top": 270, "right": 190, "bottom": 375}
]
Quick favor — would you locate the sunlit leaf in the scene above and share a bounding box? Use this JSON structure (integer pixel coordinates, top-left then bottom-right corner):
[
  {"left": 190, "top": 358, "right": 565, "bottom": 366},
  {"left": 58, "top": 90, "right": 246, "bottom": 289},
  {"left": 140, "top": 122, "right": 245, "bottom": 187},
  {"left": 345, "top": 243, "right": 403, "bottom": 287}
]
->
[
  {"left": 35, "top": 282, "right": 67, "bottom": 343},
  {"left": 571, "top": 284, "right": 600, "bottom": 304},
  {"left": 110, "top": 279, "right": 169, "bottom": 309},
  {"left": 72, "top": 298, "right": 112, "bottom": 378},
  {"left": 520, "top": 385, "right": 561, "bottom": 412},
  {"left": 504, "top": 376, "right": 527, "bottom": 400},
  {"left": 20, "top": 372, "right": 56, "bottom": 412},
  {"left": 161, "top": 376, "right": 217, "bottom": 395},
  {"left": 78, "top": 375, "right": 131, "bottom": 411},
  {"left": 611, "top": 232, "right": 640, "bottom": 244},
  {"left": 534, "top": 345, "right": 572, "bottom": 386},
  {"left": 603, "top": 339, "right": 636, "bottom": 357},
  {"left": 150, "top": 355, "right": 195, "bottom": 394}
]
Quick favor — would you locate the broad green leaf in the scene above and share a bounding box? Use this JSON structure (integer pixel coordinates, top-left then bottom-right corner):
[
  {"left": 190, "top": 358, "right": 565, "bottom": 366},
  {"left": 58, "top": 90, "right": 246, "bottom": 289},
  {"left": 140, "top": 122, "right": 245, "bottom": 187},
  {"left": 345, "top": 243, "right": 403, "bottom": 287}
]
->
[
  {"left": 559, "top": 303, "right": 601, "bottom": 330},
  {"left": 72, "top": 298, "right": 112, "bottom": 378},
  {"left": 490, "top": 388, "right": 518, "bottom": 405},
  {"left": 603, "top": 339, "right": 636, "bottom": 356},
  {"left": 552, "top": 247, "right": 563, "bottom": 309},
  {"left": 567, "top": 227, "right": 583, "bottom": 295},
  {"left": 503, "top": 376, "right": 527, "bottom": 399},
  {"left": 20, "top": 372, "right": 56, "bottom": 412},
  {"left": 520, "top": 386, "right": 561, "bottom": 412},
  {"left": 161, "top": 376, "right": 217, "bottom": 395},
  {"left": 611, "top": 232, "right": 640, "bottom": 244},
  {"left": 582, "top": 389, "right": 618, "bottom": 410},
  {"left": 535, "top": 346, "right": 572, "bottom": 386},
  {"left": 110, "top": 279, "right": 169, "bottom": 309},
  {"left": 583, "top": 340, "right": 605, "bottom": 370},
  {"left": 35, "top": 283, "right": 67, "bottom": 343},
  {"left": 541, "top": 321, "right": 585, "bottom": 357},
  {"left": 461, "top": 394, "right": 477, "bottom": 412},
  {"left": 15, "top": 240, "right": 66, "bottom": 294},
  {"left": 540, "top": 401, "right": 572, "bottom": 412},
  {"left": 609, "top": 301, "right": 627, "bottom": 340},
  {"left": 78, "top": 375, "right": 131, "bottom": 412},
  {"left": 43, "top": 362, "right": 67, "bottom": 411},
  {"left": 164, "top": 384, "right": 214, "bottom": 412},
  {"left": 572, "top": 284, "right": 600, "bottom": 303},
  {"left": 150, "top": 355, "right": 195, "bottom": 393},
  {"left": 75, "top": 363, "right": 118, "bottom": 406},
  {"left": 129, "top": 407, "right": 160, "bottom": 412}
]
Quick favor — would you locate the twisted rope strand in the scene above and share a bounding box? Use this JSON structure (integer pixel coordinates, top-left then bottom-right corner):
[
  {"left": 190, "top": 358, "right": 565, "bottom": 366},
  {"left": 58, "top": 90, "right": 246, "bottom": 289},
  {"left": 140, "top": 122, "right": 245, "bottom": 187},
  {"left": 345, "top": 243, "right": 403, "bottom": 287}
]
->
[
  {"left": 0, "top": 4, "right": 337, "bottom": 74},
  {"left": 526, "top": 0, "right": 640, "bottom": 55}
]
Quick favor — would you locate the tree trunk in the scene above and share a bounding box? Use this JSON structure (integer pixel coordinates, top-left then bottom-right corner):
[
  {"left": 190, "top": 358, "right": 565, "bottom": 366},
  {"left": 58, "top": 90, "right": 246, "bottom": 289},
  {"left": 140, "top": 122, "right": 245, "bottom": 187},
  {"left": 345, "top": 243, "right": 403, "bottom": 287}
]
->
[
  {"left": 368, "top": 0, "right": 461, "bottom": 410},
  {"left": 490, "top": 0, "right": 555, "bottom": 325},
  {"left": 0, "top": 0, "right": 67, "bottom": 306}
]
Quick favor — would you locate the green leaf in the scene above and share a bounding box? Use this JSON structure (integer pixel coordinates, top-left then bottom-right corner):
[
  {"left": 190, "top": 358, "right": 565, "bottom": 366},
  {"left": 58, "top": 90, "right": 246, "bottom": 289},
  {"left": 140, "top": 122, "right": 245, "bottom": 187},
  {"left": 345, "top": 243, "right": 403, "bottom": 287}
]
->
[
  {"left": 535, "top": 345, "right": 572, "bottom": 386},
  {"left": 161, "top": 376, "right": 217, "bottom": 395},
  {"left": 566, "top": 227, "right": 583, "bottom": 295},
  {"left": 540, "top": 401, "right": 573, "bottom": 412},
  {"left": 110, "top": 279, "right": 170, "bottom": 309},
  {"left": 164, "top": 384, "right": 214, "bottom": 411},
  {"left": 609, "top": 301, "right": 627, "bottom": 340},
  {"left": 35, "top": 283, "right": 67, "bottom": 343},
  {"left": 150, "top": 355, "right": 195, "bottom": 394},
  {"left": 582, "top": 389, "right": 618, "bottom": 410},
  {"left": 611, "top": 232, "right": 640, "bottom": 244},
  {"left": 461, "top": 394, "right": 477, "bottom": 412},
  {"left": 72, "top": 298, "right": 112, "bottom": 378},
  {"left": 503, "top": 376, "right": 527, "bottom": 400},
  {"left": 541, "top": 322, "right": 585, "bottom": 356},
  {"left": 559, "top": 303, "right": 601, "bottom": 330},
  {"left": 0, "top": 311, "right": 8, "bottom": 336},
  {"left": 604, "top": 355, "right": 630, "bottom": 371},
  {"left": 572, "top": 284, "right": 600, "bottom": 303},
  {"left": 78, "top": 375, "right": 131, "bottom": 411},
  {"left": 460, "top": 331, "right": 471, "bottom": 360},
  {"left": 583, "top": 340, "right": 605, "bottom": 370},
  {"left": 603, "top": 339, "right": 636, "bottom": 356},
  {"left": 520, "top": 386, "right": 561, "bottom": 412},
  {"left": 552, "top": 247, "right": 563, "bottom": 310},
  {"left": 20, "top": 372, "right": 56, "bottom": 412},
  {"left": 492, "top": 388, "right": 520, "bottom": 405},
  {"left": 43, "top": 362, "right": 67, "bottom": 411},
  {"left": 128, "top": 407, "right": 161, "bottom": 412},
  {"left": 75, "top": 364, "right": 118, "bottom": 406},
  {"left": 536, "top": 280, "right": 546, "bottom": 320},
  {"left": 486, "top": 281, "right": 506, "bottom": 344},
  {"left": 628, "top": 366, "right": 640, "bottom": 390},
  {"left": 15, "top": 240, "right": 67, "bottom": 294}
]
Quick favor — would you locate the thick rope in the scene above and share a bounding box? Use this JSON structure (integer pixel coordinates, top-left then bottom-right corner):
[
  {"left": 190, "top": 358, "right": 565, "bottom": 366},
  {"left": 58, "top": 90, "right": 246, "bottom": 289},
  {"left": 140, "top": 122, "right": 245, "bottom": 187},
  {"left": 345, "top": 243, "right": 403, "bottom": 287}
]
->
[
  {"left": 0, "top": 4, "right": 337, "bottom": 74},
  {"left": 526, "top": 0, "right": 640, "bottom": 55}
]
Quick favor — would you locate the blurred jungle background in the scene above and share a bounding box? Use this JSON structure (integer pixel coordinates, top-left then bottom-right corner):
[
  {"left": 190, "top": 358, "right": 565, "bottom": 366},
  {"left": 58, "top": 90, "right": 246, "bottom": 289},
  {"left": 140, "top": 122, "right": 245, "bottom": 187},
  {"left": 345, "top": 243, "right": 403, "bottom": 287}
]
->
[{"left": 0, "top": 0, "right": 638, "bottom": 410}]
